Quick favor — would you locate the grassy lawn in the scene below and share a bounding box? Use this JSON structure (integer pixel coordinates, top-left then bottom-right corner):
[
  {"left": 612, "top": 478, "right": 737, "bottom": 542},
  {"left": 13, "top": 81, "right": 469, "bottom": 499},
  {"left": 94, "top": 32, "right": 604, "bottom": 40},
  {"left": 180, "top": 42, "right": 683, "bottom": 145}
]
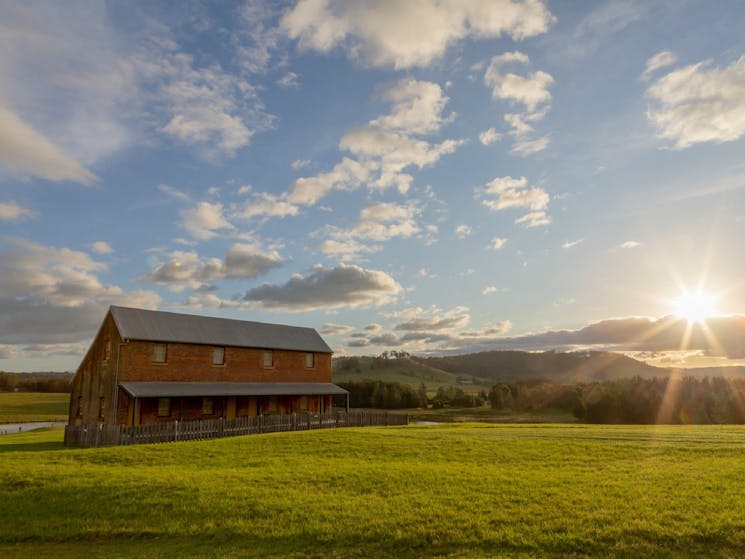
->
[
  {"left": 2, "top": 424, "right": 745, "bottom": 558},
  {"left": 408, "top": 405, "right": 577, "bottom": 424},
  {"left": 0, "top": 392, "right": 69, "bottom": 423}
]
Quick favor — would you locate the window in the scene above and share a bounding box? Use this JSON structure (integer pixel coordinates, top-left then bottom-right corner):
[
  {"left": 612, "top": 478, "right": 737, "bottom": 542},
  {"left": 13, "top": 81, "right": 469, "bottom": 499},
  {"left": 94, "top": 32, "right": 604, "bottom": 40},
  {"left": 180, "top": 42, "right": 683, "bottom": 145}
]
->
[
  {"left": 103, "top": 338, "right": 111, "bottom": 362},
  {"left": 98, "top": 397, "right": 105, "bottom": 419},
  {"left": 305, "top": 352, "right": 315, "bottom": 368},
  {"left": 212, "top": 347, "right": 225, "bottom": 365},
  {"left": 157, "top": 397, "right": 171, "bottom": 417},
  {"left": 153, "top": 344, "right": 167, "bottom": 363},
  {"left": 76, "top": 396, "right": 83, "bottom": 417},
  {"left": 263, "top": 350, "right": 273, "bottom": 368},
  {"left": 202, "top": 398, "right": 214, "bottom": 415}
]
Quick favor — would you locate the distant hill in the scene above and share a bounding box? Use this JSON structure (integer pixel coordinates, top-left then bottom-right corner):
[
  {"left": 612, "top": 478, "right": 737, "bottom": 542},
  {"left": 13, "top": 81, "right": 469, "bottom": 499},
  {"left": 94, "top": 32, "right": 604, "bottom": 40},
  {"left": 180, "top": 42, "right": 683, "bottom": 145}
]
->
[
  {"left": 333, "top": 350, "right": 736, "bottom": 389},
  {"left": 417, "top": 350, "right": 670, "bottom": 383},
  {"left": 332, "top": 355, "right": 490, "bottom": 393}
]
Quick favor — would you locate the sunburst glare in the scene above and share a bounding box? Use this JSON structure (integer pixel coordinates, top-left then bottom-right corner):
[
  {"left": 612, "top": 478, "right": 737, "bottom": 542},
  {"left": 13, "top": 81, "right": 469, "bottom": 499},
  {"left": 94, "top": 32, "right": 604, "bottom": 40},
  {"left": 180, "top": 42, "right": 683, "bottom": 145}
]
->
[{"left": 672, "top": 290, "right": 718, "bottom": 324}]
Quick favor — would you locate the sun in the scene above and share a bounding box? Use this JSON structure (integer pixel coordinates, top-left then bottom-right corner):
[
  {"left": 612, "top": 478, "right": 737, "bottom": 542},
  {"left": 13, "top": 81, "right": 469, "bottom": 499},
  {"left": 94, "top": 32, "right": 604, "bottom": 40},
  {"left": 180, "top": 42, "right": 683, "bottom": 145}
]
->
[{"left": 672, "top": 290, "right": 717, "bottom": 324}]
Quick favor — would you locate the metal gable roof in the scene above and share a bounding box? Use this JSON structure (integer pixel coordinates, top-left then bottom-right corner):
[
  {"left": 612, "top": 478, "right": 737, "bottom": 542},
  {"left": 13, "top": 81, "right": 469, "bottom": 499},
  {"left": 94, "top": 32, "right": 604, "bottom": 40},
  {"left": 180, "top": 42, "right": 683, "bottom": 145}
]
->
[
  {"left": 119, "top": 381, "right": 348, "bottom": 398},
  {"left": 109, "top": 306, "right": 332, "bottom": 353}
]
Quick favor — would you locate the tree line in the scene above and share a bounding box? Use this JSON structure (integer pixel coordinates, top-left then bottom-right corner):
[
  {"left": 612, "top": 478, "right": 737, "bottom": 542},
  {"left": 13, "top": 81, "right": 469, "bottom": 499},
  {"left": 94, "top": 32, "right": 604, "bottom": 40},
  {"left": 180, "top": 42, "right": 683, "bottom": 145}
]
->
[
  {"left": 340, "top": 375, "right": 745, "bottom": 424},
  {"left": 337, "top": 380, "right": 485, "bottom": 410},
  {"left": 489, "top": 376, "right": 745, "bottom": 424},
  {"left": 0, "top": 372, "right": 73, "bottom": 393}
]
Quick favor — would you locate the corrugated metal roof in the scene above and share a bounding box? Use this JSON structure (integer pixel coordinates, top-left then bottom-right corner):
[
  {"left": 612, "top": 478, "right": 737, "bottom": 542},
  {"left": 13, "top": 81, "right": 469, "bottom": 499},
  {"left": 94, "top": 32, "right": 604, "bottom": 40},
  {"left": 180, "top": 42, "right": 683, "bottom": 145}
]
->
[
  {"left": 119, "top": 381, "right": 348, "bottom": 398},
  {"left": 109, "top": 306, "right": 332, "bottom": 353}
]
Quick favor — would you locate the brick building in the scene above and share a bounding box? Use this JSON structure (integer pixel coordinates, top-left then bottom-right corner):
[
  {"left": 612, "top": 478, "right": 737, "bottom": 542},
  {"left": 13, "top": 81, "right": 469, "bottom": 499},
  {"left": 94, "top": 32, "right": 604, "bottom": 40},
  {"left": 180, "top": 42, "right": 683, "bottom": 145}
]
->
[{"left": 68, "top": 306, "right": 347, "bottom": 426}]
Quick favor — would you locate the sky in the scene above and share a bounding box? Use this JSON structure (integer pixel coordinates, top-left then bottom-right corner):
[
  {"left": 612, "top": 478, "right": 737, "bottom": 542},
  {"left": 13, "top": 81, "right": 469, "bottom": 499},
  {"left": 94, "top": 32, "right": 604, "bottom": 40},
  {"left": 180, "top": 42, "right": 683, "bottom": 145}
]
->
[{"left": 2, "top": 0, "right": 745, "bottom": 372}]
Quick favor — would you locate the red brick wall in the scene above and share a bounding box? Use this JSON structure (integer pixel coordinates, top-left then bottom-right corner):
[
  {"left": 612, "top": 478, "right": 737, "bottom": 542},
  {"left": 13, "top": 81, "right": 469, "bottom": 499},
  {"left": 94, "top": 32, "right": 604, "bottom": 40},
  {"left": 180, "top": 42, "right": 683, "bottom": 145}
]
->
[
  {"left": 68, "top": 312, "right": 123, "bottom": 426},
  {"left": 118, "top": 341, "right": 332, "bottom": 383}
]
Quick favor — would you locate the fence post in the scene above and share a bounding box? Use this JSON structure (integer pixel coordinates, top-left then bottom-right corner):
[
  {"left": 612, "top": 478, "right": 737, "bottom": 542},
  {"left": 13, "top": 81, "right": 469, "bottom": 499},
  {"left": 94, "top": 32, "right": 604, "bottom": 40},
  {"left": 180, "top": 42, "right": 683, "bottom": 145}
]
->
[{"left": 174, "top": 420, "right": 179, "bottom": 442}]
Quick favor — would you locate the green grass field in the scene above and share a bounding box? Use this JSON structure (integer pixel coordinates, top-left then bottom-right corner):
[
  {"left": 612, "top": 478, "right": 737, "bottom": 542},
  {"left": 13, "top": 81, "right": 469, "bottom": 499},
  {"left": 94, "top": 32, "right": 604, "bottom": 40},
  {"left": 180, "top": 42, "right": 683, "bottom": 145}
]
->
[
  {"left": 2, "top": 424, "right": 745, "bottom": 558},
  {"left": 0, "top": 392, "right": 69, "bottom": 423}
]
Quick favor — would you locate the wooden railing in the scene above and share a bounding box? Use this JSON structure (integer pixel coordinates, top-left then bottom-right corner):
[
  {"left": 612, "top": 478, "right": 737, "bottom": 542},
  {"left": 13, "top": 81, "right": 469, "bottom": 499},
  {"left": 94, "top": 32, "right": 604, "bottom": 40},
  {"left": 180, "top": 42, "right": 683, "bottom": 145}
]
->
[{"left": 64, "top": 410, "right": 408, "bottom": 448}]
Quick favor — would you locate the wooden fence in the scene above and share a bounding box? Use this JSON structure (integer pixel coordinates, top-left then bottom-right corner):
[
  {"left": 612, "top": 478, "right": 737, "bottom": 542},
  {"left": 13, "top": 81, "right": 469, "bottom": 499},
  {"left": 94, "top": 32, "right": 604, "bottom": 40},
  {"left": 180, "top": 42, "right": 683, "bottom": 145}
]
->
[{"left": 64, "top": 410, "right": 408, "bottom": 448}]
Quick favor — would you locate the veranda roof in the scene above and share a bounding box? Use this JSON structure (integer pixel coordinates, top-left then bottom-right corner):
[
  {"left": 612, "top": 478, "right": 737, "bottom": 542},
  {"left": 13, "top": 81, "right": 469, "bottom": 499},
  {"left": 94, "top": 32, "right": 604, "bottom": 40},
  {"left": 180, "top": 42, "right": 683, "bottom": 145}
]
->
[{"left": 119, "top": 381, "right": 348, "bottom": 398}]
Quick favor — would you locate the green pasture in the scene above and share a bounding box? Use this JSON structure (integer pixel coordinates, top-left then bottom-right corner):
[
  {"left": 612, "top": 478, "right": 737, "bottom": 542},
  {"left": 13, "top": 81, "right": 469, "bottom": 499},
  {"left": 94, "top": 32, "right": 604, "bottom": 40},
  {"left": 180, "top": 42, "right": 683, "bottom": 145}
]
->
[
  {"left": 2, "top": 424, "right": 745, "bottom": 558},
  {"left": 0, "top": 392, "right": 69, "bottom": 423}
]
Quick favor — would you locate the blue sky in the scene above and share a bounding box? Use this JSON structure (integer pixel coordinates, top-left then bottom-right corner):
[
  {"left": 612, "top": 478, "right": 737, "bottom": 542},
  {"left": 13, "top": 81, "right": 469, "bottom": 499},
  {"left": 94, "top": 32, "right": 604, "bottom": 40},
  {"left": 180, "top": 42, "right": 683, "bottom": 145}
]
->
[{"left": 2, "top": 0, "right": 745, "bottom": 372}]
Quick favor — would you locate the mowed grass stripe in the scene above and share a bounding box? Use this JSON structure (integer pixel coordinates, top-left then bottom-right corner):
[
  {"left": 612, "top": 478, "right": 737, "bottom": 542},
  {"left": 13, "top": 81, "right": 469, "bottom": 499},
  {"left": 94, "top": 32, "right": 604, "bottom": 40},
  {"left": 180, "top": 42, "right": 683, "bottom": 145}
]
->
[{"left": 1, "top": 424, "right": 745, "bottom": 558}]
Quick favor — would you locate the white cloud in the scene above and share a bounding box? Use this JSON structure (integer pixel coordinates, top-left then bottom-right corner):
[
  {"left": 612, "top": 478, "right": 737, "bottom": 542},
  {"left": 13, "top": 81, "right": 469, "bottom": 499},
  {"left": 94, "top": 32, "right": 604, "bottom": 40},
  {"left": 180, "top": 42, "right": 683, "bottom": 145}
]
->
[
  {"left": 479, "top": 127, "right": 502, "bottom": 145},
  {"left": 158, "top": 184, "right": 192, "bottom": 203},
  {"left": 142, "top": 244, "right": 283, "bottom": 288},
  {"left": 620, "top": 240, "right": 642, "bottom": 249},
  {"left": 0, "top": 2, "right": 272, "bottom": 171},
  {"left": 233, "top": 192, "right": 299, "bottom": 219},
  {"left": 391, "top": 305, "right": 470, "bottom": 332},
  {"left": 646, "top": 55, "right": 745, "bottom": 149},
  {"left": 482, "top": 285, "right": 498, "bottom": 295},
  {"left": 0, "top": 201, "right": 37, "bottom": 221},
  {"left": 181, "top": 201, "right": 235, "bottom": 240},
  {"left": 288, "top": 157, "right": 372, "bottom": 205},
  {"left": 479, "top": 175, "right": 550, "bottom": 227},
  {"left": 510, "top": 134, "right": 550, "bottom": 156},
  {"left": 0, "top": 108, "right": 97, "bottom": 184},
  {"left": 241, "top": 264, "right": 402, "bottom": 311},
  {"left": 642, "top": 50, "right": 678, "bottom": 80},
  {"left": 289, "top": 79, "right": 463, "bottom": 205},
  {"left": 224, "top": 243, "right": 283, "bottom": 278},
  {"left": 485, "top": 52, "right": 553, "bottom": 112},
  {"left": 488, "top": 237, "right": 508, "bottom": 250},
  {"left": 515, "top": 210, "right": 550, "bottom": 228},
  {"left": 0, "top": 238, "right": 159, "bottom": 345},
  {"left": 318, "top": 202, "right": 422, "bottom": 259},
  {"left": 89, "top": 241, "right": 114, "bottom": 254},
  {"left": 236, "top": 0, "right": 284, "bottom": 74},
  {"left": 277, "top": 72, "right": 300, "bottom": 88},
  {"left": 291, "top": 159, "right": 311, "bottom": 170},
  {"left": 281, "top": 0, "right": 554, "bottom": 69},
  {"left": 482, "top": 176, "right": 547, "bottom": 210},
  {"left": 370, "top": 79, "right": 452, "bottom": 135},
  {"left": 320, "top": 323, "right": 354, "bottom": 335},
  {"left": 318, "top": 238, "right": 380, "bottom": 261},
  {"left": 484, "top": 52, "right": 553, "bottom": 155},
  {"left": 562, "top": 239, "right": 583, "bottom": 249},
  {"left": 455, "top": 224, "right": 473, "bottom": 238},
  {"left": 347, "top": 307, "right": 513, "bottom": 351}
]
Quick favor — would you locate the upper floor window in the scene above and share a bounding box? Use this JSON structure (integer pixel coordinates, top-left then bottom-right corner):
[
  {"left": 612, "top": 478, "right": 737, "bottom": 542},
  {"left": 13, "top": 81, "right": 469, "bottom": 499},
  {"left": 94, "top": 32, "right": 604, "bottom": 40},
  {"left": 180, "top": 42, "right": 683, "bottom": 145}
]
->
[
  {"left": 103, "top": 338, "right": 111, "bottom": 362},
  {"left": 157, "top": 397, "right": 171, "bottom": 417},
  {"left": 263, "top": 350, "right": 273, "bottom": 368},
  {"left": 305, "top": 352, "right": 315, "bottom": 368},
  {"left": 212, "top": 347, "right": 225, "bottom": 365},
  {"left": 152, "top": 344, "right": 167, "bottom": 363}
]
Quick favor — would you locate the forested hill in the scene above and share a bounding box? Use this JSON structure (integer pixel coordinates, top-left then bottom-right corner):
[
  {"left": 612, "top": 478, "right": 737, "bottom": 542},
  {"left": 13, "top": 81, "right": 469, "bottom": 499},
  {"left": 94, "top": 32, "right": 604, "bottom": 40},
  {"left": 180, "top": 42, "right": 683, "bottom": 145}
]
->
[
  {"left": 416, "top": 350, "right": 668, "bottom": 383},
  {"left": 333, "top": 350, "right": 678, "bottom": 387}
]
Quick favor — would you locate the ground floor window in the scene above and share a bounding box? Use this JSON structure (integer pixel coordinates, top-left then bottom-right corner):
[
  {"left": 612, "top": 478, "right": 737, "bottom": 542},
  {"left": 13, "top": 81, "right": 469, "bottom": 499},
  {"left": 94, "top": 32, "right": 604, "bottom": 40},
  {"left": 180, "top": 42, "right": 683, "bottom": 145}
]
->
[
  {"left": 202, "top": 397, "right": 214, "bottom": 415},
  {"left": 98, "top": 397, "right": 105, "bottom": 419},
  {"left": 157, "top": 397, "right": 171, "bottom": 417}
]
